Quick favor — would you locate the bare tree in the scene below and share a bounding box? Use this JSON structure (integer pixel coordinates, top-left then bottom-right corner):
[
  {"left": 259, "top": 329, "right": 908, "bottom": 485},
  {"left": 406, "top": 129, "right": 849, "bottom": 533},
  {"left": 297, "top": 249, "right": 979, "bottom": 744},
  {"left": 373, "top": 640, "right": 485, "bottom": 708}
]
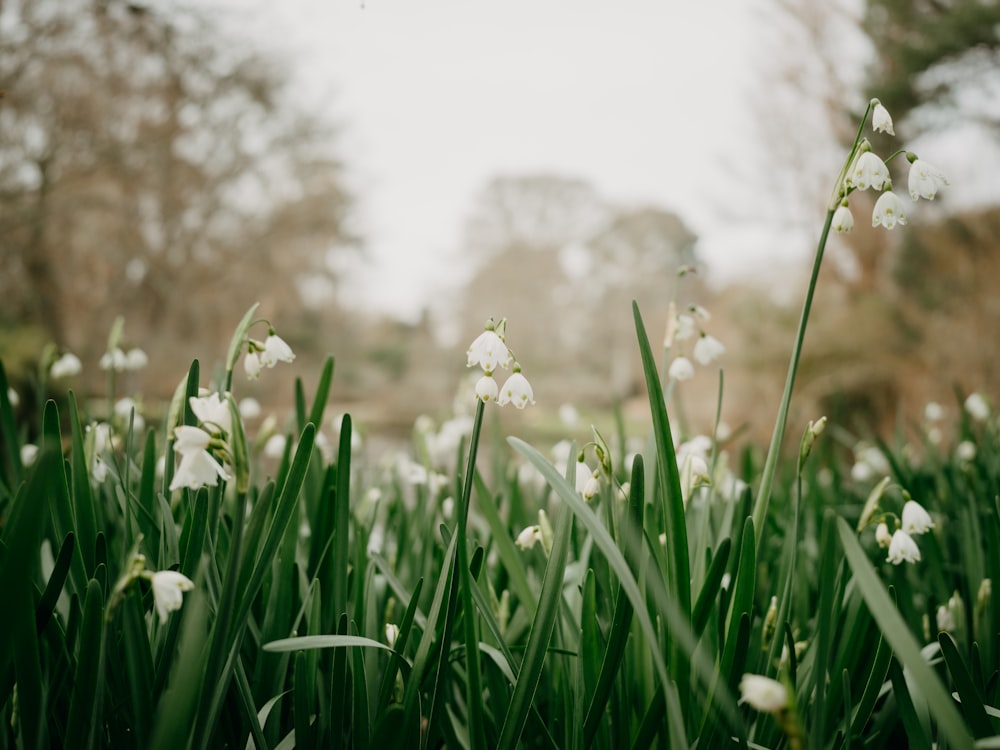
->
[{"left": 0, "top": 0, "right": 356, "bottom": 386}]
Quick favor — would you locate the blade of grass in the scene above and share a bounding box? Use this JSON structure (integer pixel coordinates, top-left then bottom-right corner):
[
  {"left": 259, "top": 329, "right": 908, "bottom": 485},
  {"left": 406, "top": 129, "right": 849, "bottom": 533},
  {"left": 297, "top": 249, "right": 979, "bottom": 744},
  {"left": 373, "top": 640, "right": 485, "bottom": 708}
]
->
[
  {"left": 65, "top": 578, "right": 106, "bottom": 750},
  {"left": 633, "top": 302, "right": 691, "bottom": 702},
  {"left": 496, "top": 488, "right": 575, "bottom": 750},
  {"left": 940, "top": 632, "right": 994, "bottom": 738}
]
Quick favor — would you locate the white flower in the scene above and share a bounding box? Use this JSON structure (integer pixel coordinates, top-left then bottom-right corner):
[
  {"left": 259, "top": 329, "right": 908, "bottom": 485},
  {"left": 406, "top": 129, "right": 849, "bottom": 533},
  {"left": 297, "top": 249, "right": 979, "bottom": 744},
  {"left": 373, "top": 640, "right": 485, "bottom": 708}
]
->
[
  {"left": 244, "top": 351, "right": 262, "bottom": 380},
  {"left": 924, "top": 402, "right": 944, "bottom": 422},
  {"left": 965, "top": 393, "right": 990, "bottom": 422},
  {"left": 558, "top": 403, "right": 580, "bottom": 428},
  {"left": 50, "top": 352, "right": 82, "bottom": 379},
  {"left": 887, "top": 530, "right": 921, "bottom": 564},
  {"left": 115, "top": 397, "right": 145, "bottom": 432},
  {"left": 189, "top": 392, "right": 232, "bottom": 435},
  {"left": 908, "top": 159, "right": 948, "bottom": 201},
  {"left": 872, "top": 191, "right": 907, "bottom": 229},
  {"left": 466, "top": 330, "right": 511, "bottom": 372},
  {"left": 124, "top": 347, "right": 148, "bottom": 371},
  {"left": 832, "top": 204, "right": 854, "bottom": 233},
  {"left": 872, "top": 99, "right": 894, "bottom": 135},
  {"left": 238, "top": 397, "right": 262, "bottom": 419},
  {"left": 20, "top": 443, "right": 38, "bottom": 466},
  {"left": 150, "top": 570, "right": 195, "bottom": 624},
  {"left": 582, "top": 472, "right": 601, "bottom": 501},
  {"left": 169, "top": 425, "right": 231, "bottom": 491},
  {"left": 955, "top": 440, "right": 976, "bottom": 463},
  {"left": 515, "top": 525, "right": 542, "bottom": 550},
  {"left": 100, "top": 347, "right": 128, "bottom": 371},
  {"left": 263, "top": 434, "right": 287, "bottom": 459},
  {"left": 574, "top": 461, "right": 592, "bottom": 494},
  {"left": 385, "top": 623, "right": 401, "bottom": 648},
  {"left": 6, "top": 387, "right": 18, "bottom": 407},
  {"left": 901, "top": 500, "right": 934, "bottom": 535},
  {"left": 936, "top": 605, "right": 955, "bottom": 632},
  {"left": 498, "top": 371, "right": 534, "bottom": 409},
  {"left": 668, "top": 356, "right": 694, "bottom": 382},
  {"left": 475, "top": 374, "right": 499, "bottom": 403},
  {"left": 738, "top": 674, "right": 788, "bottom": 713},
  {"left": 693, "top": 334, "right": 725, "bottom": 366},
  {"left": 680, "top": 453, "right": 711, "bottom": 505},
  {"left": 688, "top": 304, "right": 711, "bottom": 321},
  {"left": 261, "top": 333, "right": 295, "bottom": 367},
  {"left": 849, "top": 152, "right": 891, "bottom": 192},
  {"left": 875, "top": 522, "right": 893, "bottom": 548}
]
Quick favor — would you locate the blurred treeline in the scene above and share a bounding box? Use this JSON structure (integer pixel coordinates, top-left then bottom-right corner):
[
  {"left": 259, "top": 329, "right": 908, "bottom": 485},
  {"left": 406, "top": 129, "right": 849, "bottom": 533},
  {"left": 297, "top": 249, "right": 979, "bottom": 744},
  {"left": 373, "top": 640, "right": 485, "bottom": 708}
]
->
[{"left": 1, "top": 0, "right": 998, "bottom": 443}]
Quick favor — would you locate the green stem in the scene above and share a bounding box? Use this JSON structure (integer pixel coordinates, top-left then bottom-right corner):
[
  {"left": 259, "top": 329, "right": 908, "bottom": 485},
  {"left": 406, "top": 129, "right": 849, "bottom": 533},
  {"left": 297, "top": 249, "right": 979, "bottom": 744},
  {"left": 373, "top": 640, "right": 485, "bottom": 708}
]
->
[
  {"left": 753, "top": 100, "right": 877, "bottom": 547},
  {"left": 751, "top": 207, "right": 834, "bottom": 550},
  {"left": 457, "top": 398, "right": 487, "bottom": 748}
]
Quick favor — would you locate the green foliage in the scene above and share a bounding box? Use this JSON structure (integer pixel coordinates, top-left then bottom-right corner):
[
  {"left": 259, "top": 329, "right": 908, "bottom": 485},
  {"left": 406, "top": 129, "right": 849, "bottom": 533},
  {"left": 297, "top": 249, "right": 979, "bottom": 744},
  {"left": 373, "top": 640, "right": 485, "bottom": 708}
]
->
[{"left": 2, "top": 273, "right": 1000, "bottom": 748}]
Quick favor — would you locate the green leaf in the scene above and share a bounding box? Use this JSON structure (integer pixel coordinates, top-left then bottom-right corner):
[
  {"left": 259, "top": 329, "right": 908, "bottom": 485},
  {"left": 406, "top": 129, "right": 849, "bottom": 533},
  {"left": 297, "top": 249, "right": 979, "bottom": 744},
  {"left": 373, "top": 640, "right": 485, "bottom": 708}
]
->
[
  {"left": 225, "top": 302, "right": 260, "bottom": 377},
  {"left": 65, "top": 578, "right": 106, "bottom": 750},
  {"left": 940, "top": 632, "right": 994, "bottom": 738},
  {"left": 496, "top": 485, "right": 576, "bottom": 750},
  {"left": 307, "top": 355, "right": 336, "bottom": 430},
  {"left": 837, "top": 516, "right": 975, "bottom": 749}
]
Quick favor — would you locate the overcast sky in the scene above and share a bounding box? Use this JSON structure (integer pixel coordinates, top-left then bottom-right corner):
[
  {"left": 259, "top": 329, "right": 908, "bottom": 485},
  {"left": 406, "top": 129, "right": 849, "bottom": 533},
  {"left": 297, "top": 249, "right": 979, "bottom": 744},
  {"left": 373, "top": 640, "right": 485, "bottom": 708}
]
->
[{"left": 200, "top": 0, "right": 818, "bottom": 320}]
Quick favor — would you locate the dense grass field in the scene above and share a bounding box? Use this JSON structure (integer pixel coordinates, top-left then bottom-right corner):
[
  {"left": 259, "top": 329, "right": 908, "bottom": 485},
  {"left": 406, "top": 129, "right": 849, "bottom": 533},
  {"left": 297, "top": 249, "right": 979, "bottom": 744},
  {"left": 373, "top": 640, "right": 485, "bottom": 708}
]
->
[{"left": 1, "top": 100, "right": 997, "bottom": 749}]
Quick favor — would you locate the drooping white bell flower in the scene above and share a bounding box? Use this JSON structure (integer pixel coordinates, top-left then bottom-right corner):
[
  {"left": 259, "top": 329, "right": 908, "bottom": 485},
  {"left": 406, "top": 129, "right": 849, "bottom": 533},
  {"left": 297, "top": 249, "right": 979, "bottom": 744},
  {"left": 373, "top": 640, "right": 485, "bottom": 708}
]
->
[
  {"left": 668, "top": 356, "right": 694, "bottom": 382},
  {"left": 515, "top": 525, "right": 543, "bottom": 550},
  {"left": 872, "top": 191, "right": 907, "bottom": 229},
  {"left": 871, "top": 99, "right": 894, "bottom": 135},
  {"left": 244, "top": 351, "right": 262, "bottom": 380},
  {"left": 908, "top": 159, "right": 949, "bottom": 201},
  {"left": 466, "top": 329, "right": 511, "bottom": 373},
  {"left": 693, "top": 334, "right": 725, "bottom": 366},
  {"left": 832, "top": 204, "right": 854, "bottom": 233},
  {"left": 875, "top": 522, "right": 893, "bottom": 548},
  {"left": 50, "top": 352, "right": 82, "bottom": 379},
  {"left": 124, "top": 347, "right": 149, "bottom": 371},
  {"left": 738, "top": 674, "right": 788, "bottom": 713},
  {"left": 150, "top": 570, "right": 195, "bottom": 624},
  {"left": 901, "top": 500, "right": 934, "bottom": 535},
  {"left": 887, "top": 529, "right": 921, "bottom": 564},
  {"left": 260, "top": 332, "right": 295, "bottom": 367},
  {"left": 849, "top": 152, "right": 891, "bottom": 192},
  {"left": 498, "top": 368, "right": 534, "bottom": 409},
  {"left": 965, "top": 392, "right": 990, "bottom": 422},
  {"left": 474, "top": 374, "right": 499, "bottom": 403},
  {"left": 189, "top": 392, "right": 232, "bottom": 435},
  {"left": 169, "top": 425, "right": 231, "bottom": 491}
]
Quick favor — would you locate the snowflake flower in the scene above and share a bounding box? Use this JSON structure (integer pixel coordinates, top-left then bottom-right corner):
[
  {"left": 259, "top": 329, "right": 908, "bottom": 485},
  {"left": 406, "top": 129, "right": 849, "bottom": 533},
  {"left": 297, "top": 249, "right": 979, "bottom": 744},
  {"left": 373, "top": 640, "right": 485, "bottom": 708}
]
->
[
  {"left": 901, "top": 500, "right": 934, "bottom": 535},
  {"left": 50, "top": 352, "right": 82, "bottom": 379},
  {"left": 498, "top": 368, "right": 534, "bottom": 409},
  {"left": 871, "top": 99, "right": 894, "bottom": 135},
  {"left": 693, "top": 334, "right": 725, "bottom": 365},
  {"left": 849, "top": 152, "right": 891, "bottom": 192},
  {"left": 908, "top": 159, "right": 949, "bottom": 201},
  {"left": 872, "top": 191, "right": 907, "bottom": 229},
  {"left": 466, "top": 329, "right": 511, "bottom": 372},
  {"left": 887, "top": 529, "right": 921, "bottom": 564},
  {"left": 475, "top": 374, "right": 499, "bottom": 403},
  {"left": 260, "top": 332, "right": 295, "bottom": 368},
  {"left": 668, "top": 356, "right": 694, "bottom": 382},
  {"left": 832, "top": 204, "right": 854, "bottom": 233},
  {"left": 739, "top": 674, "right": 788, "bottom": 713},
  {"left": 151, "top": 570, "right": 195, "bottom": 624}
]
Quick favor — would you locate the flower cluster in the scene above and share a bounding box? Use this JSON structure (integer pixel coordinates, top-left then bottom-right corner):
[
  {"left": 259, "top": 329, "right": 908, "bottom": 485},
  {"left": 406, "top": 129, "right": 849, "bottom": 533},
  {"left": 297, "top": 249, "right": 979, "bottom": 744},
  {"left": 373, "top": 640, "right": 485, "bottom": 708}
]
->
[
  {"left": 244, "top": 327, "right": 295, "bottom": 380},
  {"left": 663, "top": 302, "right": 725, "bottom": 382},
  {"left": 833, "top": 98, "right": 948, "bottom": 233},
  {"left": 100, "top": 346, "right": 148, "bottom": 372},
  {"left": 466, "top": 318, "right": 534, "bottom": 409},
  {"left": 859, "top": 478, "right": 935, "bottom": 565},
  {"left": 169, "top": 392, "right": 234, "bottom": 492}
]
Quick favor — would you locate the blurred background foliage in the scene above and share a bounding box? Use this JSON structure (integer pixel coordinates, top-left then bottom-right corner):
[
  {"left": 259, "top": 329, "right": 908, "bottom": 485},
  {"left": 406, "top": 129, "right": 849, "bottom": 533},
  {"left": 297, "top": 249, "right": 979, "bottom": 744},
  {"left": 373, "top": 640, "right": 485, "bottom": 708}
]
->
[{"left": 1, "top": 0, "right": 997, "bottom": 446}]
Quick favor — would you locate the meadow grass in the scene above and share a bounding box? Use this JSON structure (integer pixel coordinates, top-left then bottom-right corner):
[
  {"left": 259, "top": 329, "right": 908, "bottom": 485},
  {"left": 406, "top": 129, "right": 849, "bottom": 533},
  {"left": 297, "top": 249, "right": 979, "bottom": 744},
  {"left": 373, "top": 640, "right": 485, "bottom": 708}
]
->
[{"left": 0, "top": 99, "right": 996, "bottom": 749}]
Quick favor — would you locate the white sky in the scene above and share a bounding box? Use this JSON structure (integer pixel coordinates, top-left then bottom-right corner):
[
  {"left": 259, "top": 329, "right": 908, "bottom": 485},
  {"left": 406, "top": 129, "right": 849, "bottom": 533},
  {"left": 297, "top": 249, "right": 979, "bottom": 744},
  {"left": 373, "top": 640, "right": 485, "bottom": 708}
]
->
[{"left": 201, "top": 0, "right": 805, "bottom": 320}]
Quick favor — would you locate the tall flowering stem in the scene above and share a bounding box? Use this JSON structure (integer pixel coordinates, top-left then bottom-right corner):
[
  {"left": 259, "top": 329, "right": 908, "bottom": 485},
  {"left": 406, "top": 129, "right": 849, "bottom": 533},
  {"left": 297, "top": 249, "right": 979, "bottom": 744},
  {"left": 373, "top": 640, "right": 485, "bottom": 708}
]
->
[
  {"left": 751, "top": 101, "right": 874, "bottom": 548},
  {"left": 457, "top": 398, "right": 487, "bottom": 748}
]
